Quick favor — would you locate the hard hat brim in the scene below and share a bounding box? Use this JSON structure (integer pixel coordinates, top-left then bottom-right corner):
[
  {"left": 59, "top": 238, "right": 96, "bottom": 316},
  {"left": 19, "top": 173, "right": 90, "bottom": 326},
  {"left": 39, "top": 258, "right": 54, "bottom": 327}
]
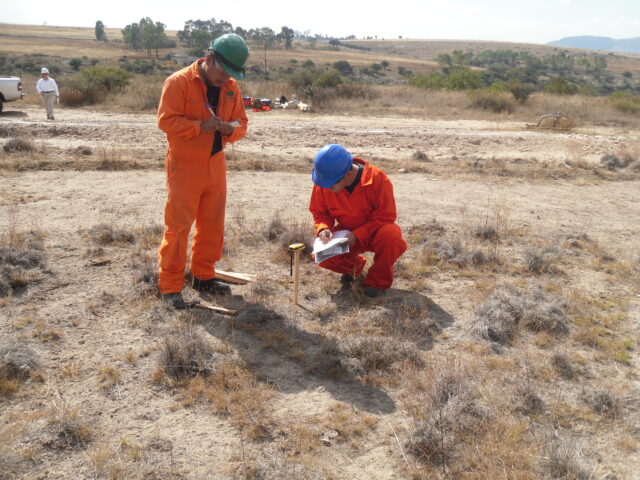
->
[
  {"left": 221, "top": 64, "right": 245, "bottom": 80},
  {"left": 312, "top": 160, "right": 351, "bottom": 188}
]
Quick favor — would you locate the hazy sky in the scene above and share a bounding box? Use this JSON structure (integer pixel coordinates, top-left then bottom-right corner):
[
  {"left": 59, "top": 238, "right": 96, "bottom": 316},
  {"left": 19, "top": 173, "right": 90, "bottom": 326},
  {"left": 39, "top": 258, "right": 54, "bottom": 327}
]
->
[{"left": 4, "top": 0, "right": 640, "bottom": 44}]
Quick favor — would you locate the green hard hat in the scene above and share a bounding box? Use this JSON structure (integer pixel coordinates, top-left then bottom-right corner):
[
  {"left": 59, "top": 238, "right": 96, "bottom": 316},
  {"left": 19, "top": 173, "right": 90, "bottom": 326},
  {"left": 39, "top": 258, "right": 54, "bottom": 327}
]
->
[{"left": 211, "top": 34, "right": 249, "bottom": 80}]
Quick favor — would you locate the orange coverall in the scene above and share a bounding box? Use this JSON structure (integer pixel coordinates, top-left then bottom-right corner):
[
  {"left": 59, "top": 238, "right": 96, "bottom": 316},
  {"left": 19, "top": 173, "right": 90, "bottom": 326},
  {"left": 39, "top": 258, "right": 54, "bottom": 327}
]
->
[
  {"left": 157, "top": 59, "right": 248, "bottom": 294},
  {"left": 309, "top": 159, "right": 407, "bottom": 290}
]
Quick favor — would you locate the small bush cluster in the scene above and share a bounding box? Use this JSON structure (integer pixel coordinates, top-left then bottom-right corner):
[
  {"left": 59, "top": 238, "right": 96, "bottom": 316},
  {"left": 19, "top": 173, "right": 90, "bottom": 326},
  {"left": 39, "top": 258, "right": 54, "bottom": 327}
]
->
[
  {"left": 45, "top": 407, "right": 94, "bottom": 450},
  {"left": 2, "top": 138, "right": 34, "bottom": 153},
  {"left": 544, "top": 439, "right": 592, "bottom": 480},
  {"left": 610, "top": 91, "right": 640, "bottom": 114},
  {"left": 468, "top": 89, "right": 515, "bottom": 113},
  {"left": 338, "top": 335, "right": 423, "bottom": 374},
  {"left": 0, "top": 232, "right": 47, "bottom": 297},
  {"left": 474, "top": 285, "right": 569, "bottom": 344},
  {"left": 59, "top": 66, "right": 134, "bottom": 106},
  {"left": 88, "top": 224, "right": 136, "bottom": 246},
  {"left": 0, "top": 341, "right": 42, "bottom": 395},
  {"left": 523, "top": 246, "right": 561, "bottom": 273},
  {"left": 264, "top": 214, "right": 314, "bottom": 261},
  {"left": 131, "top": 251, "right": 158, "bottom": 296},
  {"left": 407, "top": 363, "right": 490, "bottom": 466},
  {"left": 158, "top": 327, "right": 220, "bottom": 380},
  {"left": 599, "top": 153, "right": 634, "bottom": 171}
]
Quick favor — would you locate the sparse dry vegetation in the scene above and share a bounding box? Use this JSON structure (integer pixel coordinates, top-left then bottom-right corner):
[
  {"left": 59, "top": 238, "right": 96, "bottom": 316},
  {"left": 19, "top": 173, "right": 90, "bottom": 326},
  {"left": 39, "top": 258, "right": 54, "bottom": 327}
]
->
[{"left": 1, "top": 23, "right": 639, "bottom": 480}]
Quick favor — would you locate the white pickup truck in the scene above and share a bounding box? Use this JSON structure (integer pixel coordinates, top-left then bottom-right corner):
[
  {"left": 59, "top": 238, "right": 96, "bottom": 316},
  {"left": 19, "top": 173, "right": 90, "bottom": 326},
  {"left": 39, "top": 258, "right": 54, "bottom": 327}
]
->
[{"left": 0, "top": 76, "right": 26, "bottom": 112}]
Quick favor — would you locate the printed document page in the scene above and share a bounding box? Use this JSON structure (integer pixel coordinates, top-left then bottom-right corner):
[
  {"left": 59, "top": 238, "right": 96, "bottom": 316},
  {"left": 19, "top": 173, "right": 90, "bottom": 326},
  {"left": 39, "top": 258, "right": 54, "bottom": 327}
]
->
[{"left": 311, "top": 230, "right": 350, "bottom": 264}]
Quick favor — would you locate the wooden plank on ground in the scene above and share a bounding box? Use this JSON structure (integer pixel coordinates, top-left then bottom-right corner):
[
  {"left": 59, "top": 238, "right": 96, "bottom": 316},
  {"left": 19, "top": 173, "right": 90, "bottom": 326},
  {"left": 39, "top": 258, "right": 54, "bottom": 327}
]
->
[
  {"left": 214, "top": 270, "right": 257, "bottom": 284},
  {"left": 194, "top": 302, "right": 238, "bottom": 316}
]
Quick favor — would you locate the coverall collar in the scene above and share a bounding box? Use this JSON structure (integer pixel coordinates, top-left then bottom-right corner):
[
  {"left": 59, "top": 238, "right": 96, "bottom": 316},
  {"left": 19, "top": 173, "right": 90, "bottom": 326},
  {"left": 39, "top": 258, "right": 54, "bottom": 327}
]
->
[{"left": 353, "top": 158, "right": 374, "bottom": 187}]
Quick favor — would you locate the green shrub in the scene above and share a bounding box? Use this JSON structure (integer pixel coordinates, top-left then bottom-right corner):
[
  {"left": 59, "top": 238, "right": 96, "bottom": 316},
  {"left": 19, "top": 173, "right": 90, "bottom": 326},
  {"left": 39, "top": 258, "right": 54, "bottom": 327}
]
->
[
  {"left": 468, "top": 89, "right": 515, "bottom": 113},
  {"left": 81, "top": 66, "right": 133, "bottom": 92},
  {"left": 302, "top": 59, "right": 315, "bottom": 68},
  {"left": 333, "top": 60, "right": 353, "bottom": 75},
  {"left": 506, "top": 81, "right": 535, "bottom": 103},
  {"left": 69, "top": 58, "right": 83, "bottom": 71},
  {"left": 314, "top": 71, "right": 342, "bottom": 88},
  {"left": 442, "top": 69, "right": 484, "bottom": 90},
  {"left": 398, "top": 66, "right": 413, "bottom": 77},
  {"left": 545, "top": 76, "right": 578, "bottom": 95},
  {"left": 335, "top": 83, "right": 378, "bottom": 100},
  {"left": 610, "top": 91, "right": 640, "bottom": 114},
  {"left": 409, "top": 72, "right": 444, "bottom": 90},
  {"left": 59, "top": 66, "right": 133, "bottom": 106}
]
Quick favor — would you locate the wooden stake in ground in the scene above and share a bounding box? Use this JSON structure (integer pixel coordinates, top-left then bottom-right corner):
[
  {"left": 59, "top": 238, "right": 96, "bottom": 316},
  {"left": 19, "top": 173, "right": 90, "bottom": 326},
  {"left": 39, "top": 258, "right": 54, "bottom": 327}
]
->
[{"left": 288, "top": 243, "right": 305, "bottom": 304}]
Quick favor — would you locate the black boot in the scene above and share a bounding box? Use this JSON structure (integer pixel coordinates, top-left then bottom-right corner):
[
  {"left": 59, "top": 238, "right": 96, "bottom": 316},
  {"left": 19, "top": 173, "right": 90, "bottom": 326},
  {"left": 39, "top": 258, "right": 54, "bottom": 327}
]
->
[
  {"left": 192, "top": 277, "right": 231, "bottom": 295},
  {"left": 161, "top": 292, "right": 196, "bottom": 309}
]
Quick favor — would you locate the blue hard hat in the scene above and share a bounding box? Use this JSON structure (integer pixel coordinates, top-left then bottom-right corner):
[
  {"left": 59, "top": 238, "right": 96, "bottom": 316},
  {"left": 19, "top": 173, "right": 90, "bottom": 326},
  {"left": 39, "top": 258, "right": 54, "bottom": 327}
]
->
[{"left": 312, "top": 144, "right": 352, "bottom": 188}]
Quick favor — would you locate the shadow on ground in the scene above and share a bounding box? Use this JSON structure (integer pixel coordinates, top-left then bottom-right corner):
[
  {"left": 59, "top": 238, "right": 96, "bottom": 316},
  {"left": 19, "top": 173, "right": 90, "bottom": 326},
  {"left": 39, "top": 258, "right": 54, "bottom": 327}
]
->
[
  {"left": 330, "top": 286, "right": 454, "bottom": 349},
  {"left": 0, "top": 110, "right": 28, "bottom": 118},
  {"left": 193, "top": 299, "right": 396, "bottom": 414}
]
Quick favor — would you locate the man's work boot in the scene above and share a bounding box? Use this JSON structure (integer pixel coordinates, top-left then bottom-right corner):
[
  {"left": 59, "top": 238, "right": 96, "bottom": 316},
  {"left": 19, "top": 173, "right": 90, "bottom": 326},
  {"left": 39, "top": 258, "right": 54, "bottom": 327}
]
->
[
  {"left": 363, "top": 285, "right": 385, "bottom": 298},
  {"left": 162, "top": 292, "right": 196, "bottom": 309},
  {"left": 192, "top": 277, "right": 231, "bottom": 295}
]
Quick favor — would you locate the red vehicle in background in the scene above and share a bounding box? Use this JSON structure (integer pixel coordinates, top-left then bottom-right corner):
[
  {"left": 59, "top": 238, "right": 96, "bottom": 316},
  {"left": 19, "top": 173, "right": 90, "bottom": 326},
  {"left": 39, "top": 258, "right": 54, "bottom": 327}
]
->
[{"left": 242, "top": 96, "right": 253, "bottom": 108}]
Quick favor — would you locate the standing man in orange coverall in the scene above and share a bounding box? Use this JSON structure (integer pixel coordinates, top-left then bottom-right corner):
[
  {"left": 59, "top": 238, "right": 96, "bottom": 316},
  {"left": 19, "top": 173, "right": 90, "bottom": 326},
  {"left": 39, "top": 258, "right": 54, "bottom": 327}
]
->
[
  {"left": 157, "top": 34, "right": 249, "bottom": 309},
  {"left": 309, "top": 144, "right": 407, "bottom": 297}
]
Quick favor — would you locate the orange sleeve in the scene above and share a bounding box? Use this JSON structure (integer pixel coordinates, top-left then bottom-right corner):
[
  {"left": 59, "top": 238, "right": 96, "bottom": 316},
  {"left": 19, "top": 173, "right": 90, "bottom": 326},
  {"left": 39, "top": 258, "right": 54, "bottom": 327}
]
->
[
  {"left": 223, "top": 81, "right": 248, "bottom": 144},
  {"left": 309, "top": 186, "right": 334, "bottom": 234},
  {"left": 157, "top": 75, "right": 201, "bottom": 140},
  {"left": 352, "top": 174, "right": 397, "bottom": 244}
]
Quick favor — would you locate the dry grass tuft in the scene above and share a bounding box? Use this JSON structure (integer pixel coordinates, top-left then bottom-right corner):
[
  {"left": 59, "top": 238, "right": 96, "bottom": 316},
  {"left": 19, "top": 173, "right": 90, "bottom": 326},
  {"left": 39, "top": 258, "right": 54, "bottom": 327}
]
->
[
  {"left": 338, "top": 335, "right": 423, "bottom": 374},
  {"left": 98, "top": 365, "right": 122, "bottom": 390},
  {"left": 2, "top": 137, "right": 34, "bottom": 153},
  {"left": 88, "top": 223, "right": 136, "bottom": 246},
  {"left": 370, "top": 305, "right": 441, "bottom": 343},
  {"left": 131, "top": 251, "right": 158, "bottom": 296},
  {"left": 45, "top": 406, "right": 94, "bottom": 450},
  {"left": 544, "top": 438, "right": 592, "bottom": 480},
  {"left": 523, "top": 246, "right": 561, "bottom": 274},
  {"left": 585, "top": 388, "right": 620, "bottom": 416},
  {"left": 517, "top": 384, "right": 545, "bottom": 415},
  {"left": 0, "top": 340, "right": 42, "bottom": 395},
  {"left": 136, "top": 223, "right": 164, "bottom": 250},
  {"left": 406, "top": 361, "right": 490, "bottom": 467},
  {"left": 473, "top": 224, "right": 499, "bottom": 241},
  {"left": 157, "top": 327, "right": 220, "bottom": 381},
  {"left": 0, "top": 228, "right": 47, "bottom": 297},
  {"left": 474, "top": 285, "right": 569, "bottom": 344},
  {"left": 264, "top": 213, "right": 315, "bottom": 261},
  {"left": 551, "top": 352, "right": 576, "bottom": 379}
]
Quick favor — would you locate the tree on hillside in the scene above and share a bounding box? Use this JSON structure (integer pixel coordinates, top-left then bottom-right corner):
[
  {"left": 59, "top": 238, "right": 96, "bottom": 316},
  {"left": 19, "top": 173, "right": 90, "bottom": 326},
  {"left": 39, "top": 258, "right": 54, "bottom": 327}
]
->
[
  {"left": 122, "top": 22, "right": 143, "bottom": 50},
  {"left": 143, "top": 21, "right": 169, "bottom": 57},
  {"left": 279, "top": 26, "right": 295, "bottom": 49},
  {"left": 177, "top": 18, "right": 235, "bottom": 55},
  {"left": 95, "top": 20, "right": 107, "bottom": 42}
]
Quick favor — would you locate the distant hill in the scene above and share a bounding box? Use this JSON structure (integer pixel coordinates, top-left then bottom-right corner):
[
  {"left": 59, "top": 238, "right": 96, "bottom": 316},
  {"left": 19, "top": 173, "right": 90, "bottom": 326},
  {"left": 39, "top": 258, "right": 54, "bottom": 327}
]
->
[{"left": 548, "top": 36, "right": 640, "bottom": 54}]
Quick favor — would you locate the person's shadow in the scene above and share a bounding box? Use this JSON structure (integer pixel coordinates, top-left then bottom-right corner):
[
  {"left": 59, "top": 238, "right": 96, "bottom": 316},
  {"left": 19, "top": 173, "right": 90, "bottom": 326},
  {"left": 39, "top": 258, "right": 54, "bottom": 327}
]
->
[
  {"left": 0, "top": 111, "right": 28, "bottom": 118},
  {"left": 191, "top": 299, "right": 397, "bottom": 414},
  {"left": 330, "top": 286, "right": 454, "bottom": 350}
]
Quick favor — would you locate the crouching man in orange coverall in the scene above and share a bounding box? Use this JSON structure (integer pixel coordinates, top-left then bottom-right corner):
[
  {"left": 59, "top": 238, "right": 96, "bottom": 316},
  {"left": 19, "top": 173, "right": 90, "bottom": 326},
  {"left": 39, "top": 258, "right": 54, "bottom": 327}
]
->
[
  {"left": 157, "top": 34, "right": 249, "bottom": 309},
  {"left": 309, "top": 144, "right": 407, "bottom": 297}
]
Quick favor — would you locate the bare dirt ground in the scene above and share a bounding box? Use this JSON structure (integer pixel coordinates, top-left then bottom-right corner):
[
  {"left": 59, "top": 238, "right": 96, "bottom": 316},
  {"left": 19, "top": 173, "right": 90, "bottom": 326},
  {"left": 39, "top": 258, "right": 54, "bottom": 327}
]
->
[{"left": 1, "top": 104, "right": 639, "bottom": 479}]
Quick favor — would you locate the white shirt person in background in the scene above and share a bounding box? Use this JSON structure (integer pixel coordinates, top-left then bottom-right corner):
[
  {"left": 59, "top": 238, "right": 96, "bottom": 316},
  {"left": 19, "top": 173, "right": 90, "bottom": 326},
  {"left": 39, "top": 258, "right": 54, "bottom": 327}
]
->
[{"left": 35, "top": 68, "right": 60, "bottom": 120}]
